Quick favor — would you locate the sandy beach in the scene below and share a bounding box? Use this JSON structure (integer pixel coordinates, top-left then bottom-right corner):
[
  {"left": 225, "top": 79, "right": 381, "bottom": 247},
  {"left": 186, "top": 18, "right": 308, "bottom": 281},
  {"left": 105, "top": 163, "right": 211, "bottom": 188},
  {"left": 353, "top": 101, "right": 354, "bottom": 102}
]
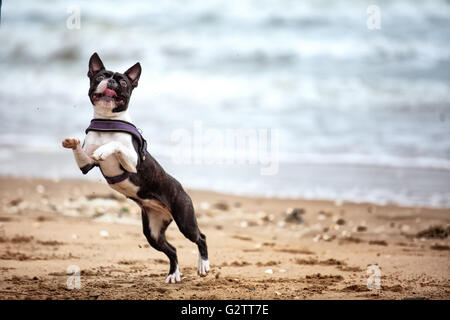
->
[{"left": 0, "top": 176, "right": 448, "bottom": 300}]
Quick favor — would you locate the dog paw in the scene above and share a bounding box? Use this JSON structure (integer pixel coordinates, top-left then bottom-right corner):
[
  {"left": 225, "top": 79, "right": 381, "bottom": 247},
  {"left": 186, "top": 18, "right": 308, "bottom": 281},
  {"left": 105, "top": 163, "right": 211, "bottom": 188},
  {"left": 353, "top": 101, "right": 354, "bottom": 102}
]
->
[
  {"left": 92, "top": 143, "right": 117, "bottom": 161},
  {"left": 197, "top": 257, "right": 210, "bottom": 277},
  {"left": 62, "top": 138, "right": 80, "bottom": 150},
  {"left": 165, "top": 267, "right": 181, "bottom": 284}
]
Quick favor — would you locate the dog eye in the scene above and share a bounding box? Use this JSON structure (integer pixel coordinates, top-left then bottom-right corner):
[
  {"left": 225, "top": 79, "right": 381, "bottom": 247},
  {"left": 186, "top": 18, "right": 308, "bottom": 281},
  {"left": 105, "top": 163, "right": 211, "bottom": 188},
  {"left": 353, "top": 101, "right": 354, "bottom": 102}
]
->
[
  {"left": 120, "top": 79, "right": 127, "bottom": 87},
  {"left": 96, "top": 75, "right": 105, "bottom": 82}
]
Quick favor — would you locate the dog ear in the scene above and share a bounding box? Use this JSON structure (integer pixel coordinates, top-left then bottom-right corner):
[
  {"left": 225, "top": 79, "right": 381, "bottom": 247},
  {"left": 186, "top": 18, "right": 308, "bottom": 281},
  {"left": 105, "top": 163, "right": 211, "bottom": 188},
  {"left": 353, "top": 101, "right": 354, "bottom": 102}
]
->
[
  {"left": 124, "top": 63, "right": 141, "bottom": 88},
  {"left": 87, "top": 52, "right": 105, "bottom": 78}
]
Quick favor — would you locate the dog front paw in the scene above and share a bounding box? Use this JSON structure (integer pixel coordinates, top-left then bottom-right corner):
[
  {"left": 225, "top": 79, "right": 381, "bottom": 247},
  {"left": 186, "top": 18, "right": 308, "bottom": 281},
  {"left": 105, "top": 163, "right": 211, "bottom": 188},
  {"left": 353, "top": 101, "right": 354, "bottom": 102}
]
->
[
  {"left": 62, "top": 138, "right": 80, "bottom": 150},
  {"left": 92, "top": 142, "right": 117, "bottom": 161}
]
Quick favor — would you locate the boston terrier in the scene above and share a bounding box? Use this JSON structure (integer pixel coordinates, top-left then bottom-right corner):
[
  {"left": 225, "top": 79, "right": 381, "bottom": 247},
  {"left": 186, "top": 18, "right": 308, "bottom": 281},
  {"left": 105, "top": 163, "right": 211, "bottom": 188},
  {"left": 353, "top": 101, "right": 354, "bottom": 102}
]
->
[{"left": 62, "top": 52, "right": 209, "bottom": 283}]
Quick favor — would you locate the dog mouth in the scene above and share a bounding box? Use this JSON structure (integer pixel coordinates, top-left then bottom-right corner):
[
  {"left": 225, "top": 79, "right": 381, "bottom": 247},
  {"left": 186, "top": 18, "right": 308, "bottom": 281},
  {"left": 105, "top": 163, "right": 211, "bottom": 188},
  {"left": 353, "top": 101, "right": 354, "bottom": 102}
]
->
[{"left": 92, "top": 89, "right": 126, "bottom": 105}]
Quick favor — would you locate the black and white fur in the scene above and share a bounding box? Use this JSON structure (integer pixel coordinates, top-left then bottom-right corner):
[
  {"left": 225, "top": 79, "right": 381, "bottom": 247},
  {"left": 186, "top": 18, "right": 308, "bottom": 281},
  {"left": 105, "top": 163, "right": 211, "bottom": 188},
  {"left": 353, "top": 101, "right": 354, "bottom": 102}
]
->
[{"left": 62, "top": 53, "right": 209, "bottom": 283}]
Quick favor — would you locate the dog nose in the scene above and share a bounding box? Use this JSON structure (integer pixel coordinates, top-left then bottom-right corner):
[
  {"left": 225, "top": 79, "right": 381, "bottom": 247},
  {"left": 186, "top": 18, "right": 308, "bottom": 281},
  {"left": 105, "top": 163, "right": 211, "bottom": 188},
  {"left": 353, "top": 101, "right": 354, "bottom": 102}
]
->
[{"left": 107, "top": 79, "right": 118, "bottom": 89}]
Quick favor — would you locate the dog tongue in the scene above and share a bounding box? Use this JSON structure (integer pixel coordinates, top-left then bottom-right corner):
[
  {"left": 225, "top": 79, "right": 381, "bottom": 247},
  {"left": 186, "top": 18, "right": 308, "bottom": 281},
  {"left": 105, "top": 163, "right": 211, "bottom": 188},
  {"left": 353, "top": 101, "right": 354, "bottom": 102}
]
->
[{"left": 103, "top": 88, "right": 117, "bottom": 97}]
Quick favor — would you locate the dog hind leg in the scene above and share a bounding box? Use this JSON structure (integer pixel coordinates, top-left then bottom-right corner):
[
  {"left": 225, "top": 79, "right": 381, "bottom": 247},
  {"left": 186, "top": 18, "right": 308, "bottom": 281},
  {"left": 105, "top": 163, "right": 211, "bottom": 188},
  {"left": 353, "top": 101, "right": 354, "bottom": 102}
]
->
[
  {"left": 172, "top": 192, "right": 210, "bottom": 277},
  {"left": 141, "top": 209, "right": 180, "bottom": 283}
]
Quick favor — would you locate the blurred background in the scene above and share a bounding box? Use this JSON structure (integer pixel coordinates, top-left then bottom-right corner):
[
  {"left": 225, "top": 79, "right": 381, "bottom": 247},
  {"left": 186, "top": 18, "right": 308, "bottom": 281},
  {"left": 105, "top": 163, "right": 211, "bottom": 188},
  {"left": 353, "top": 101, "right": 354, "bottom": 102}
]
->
[{"left": 0, "top": 0, "right": 449, "bottom": 207}]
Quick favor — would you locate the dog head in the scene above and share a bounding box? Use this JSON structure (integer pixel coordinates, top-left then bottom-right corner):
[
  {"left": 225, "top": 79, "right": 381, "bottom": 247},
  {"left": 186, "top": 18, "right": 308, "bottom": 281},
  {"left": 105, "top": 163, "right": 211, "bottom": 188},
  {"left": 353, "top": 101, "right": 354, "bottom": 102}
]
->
[{"left": 87, "top": 52, "right": 141, "bottom": 114}]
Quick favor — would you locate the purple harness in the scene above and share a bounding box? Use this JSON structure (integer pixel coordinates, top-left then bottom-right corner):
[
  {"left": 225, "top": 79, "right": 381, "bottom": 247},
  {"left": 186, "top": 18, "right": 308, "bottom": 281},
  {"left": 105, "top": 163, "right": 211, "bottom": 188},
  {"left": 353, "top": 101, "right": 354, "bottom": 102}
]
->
[{"left": 86, "top": 119, "right": 148, "bottom": 184}]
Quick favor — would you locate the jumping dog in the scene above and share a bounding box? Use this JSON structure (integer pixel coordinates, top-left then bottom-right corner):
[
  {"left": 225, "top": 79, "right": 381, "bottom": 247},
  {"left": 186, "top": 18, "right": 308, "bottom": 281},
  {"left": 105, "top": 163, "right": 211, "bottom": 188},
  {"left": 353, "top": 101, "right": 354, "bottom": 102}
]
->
[{"left": 62, "top": 53, "right": 209, "bottom": 283}]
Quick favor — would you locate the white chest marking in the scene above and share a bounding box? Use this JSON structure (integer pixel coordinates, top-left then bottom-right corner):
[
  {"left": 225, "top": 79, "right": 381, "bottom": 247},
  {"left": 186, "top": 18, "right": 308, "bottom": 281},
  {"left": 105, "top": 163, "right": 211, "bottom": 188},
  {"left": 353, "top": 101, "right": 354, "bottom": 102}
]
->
[{"left": 84, "top": 131, "right": 139, "bottom": 197}]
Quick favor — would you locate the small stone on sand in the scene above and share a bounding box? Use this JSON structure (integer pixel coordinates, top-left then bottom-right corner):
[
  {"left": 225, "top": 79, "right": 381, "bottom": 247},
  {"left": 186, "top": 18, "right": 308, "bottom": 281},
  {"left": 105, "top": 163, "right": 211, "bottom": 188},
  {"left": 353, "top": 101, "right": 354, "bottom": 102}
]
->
[
  {"left": 356, "top": 226, "right": 367, "bottom": 232},
  {"left": 99, "top": 230, "right": 109, "bottom": 238},
  {"left": 200, "top": 202, "right": 210, "bottom": 210},
  {"left": 285, "top": 208, "right": 305, "bottom": 224},
  {"left": 36, "top": 185, "right": 45, "bottom": 194},
  {"left": 214, "top": 202, "right": 229, "bottom": 211},
  {"left": 240, "top": 221, "right": 248, "bottom": 228}
]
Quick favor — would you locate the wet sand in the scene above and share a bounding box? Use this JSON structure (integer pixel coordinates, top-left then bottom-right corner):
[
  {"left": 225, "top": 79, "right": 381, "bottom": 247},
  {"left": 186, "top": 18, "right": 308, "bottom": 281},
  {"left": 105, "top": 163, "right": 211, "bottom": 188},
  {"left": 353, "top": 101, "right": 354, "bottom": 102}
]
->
[{"left": 0, "top": 177, "right": 449, "bottom": 300}]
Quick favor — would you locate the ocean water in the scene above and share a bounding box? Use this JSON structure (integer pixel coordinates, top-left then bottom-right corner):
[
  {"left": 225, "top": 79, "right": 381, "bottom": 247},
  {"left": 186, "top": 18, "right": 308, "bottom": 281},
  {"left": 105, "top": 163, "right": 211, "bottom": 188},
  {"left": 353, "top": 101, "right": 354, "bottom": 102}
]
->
[{"left": 0, "top": 0, "right": 449, "bottom": 208}]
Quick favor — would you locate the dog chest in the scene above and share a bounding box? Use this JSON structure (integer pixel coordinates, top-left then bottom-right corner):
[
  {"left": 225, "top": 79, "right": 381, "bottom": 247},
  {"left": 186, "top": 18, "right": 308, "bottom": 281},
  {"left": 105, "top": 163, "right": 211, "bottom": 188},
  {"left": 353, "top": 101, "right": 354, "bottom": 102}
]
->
[{"left": 85, "top": 131, "right": 134, "bottom": 151}]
